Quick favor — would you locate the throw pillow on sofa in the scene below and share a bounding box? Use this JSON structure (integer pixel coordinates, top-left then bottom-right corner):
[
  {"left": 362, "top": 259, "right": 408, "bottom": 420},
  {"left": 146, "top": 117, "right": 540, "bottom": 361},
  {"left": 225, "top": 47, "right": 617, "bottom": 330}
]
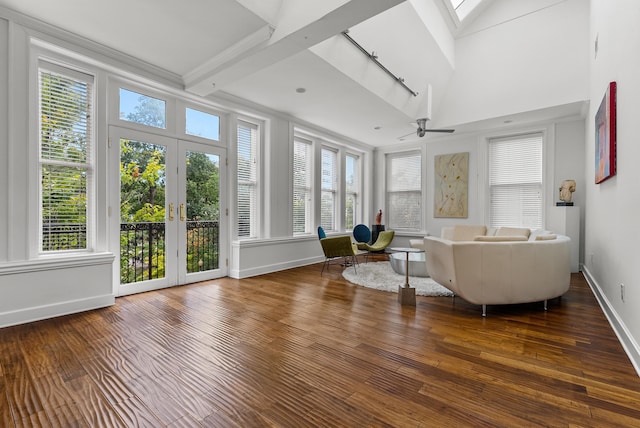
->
[
  {"left": 474, "top": 235, "right": 528, "bottom": 242},
  {"left": 534, "top": 233, "right": 557, "bottom": 241},
  {"left": 443, "top": 225, "right": 487, "bottom": 241},
  {"left": 495, "top": 227, "right": 531, "bottom": 239},
  {"left": 528, "top": 229, "right": 557, "bottom": 241}
]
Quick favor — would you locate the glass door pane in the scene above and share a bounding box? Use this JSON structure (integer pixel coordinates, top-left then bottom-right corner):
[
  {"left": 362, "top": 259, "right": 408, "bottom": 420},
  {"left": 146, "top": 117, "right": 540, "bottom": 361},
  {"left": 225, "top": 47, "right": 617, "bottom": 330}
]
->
[
  {"left": 179, "top": 141, "right": 226, "bottom": 284},
  {"left": 119, "top": 138, "right": 167, "bottom": 284},
  {"left": 113, "top": 127, "right": 178, "bottom": 297},
  {"left": 186, "top": 151, "right": 219, "bottom": 273}
]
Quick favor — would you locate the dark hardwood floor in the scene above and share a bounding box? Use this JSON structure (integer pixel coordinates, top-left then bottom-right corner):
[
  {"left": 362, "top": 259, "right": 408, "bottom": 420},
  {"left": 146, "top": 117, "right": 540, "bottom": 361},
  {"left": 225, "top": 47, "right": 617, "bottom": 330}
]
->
[{"left": 1, "top": 259, "right": 640, "bottom": 427}]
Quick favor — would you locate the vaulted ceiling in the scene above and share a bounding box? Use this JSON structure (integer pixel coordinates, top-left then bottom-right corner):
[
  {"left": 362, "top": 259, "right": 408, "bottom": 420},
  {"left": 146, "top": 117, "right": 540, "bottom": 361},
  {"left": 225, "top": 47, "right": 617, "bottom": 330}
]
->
[{"left": 0, "top": 0, "right": 516, "bottom": 146}]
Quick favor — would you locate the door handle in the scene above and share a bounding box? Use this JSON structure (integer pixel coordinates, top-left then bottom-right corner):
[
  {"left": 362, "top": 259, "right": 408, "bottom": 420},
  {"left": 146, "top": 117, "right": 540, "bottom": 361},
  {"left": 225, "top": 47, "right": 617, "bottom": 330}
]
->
[
  {"left": 169, "top": 203, "right": 174, "bottom": 221},
  {"left": 180, "top": 203, "right": 185, "bottom": 221}
]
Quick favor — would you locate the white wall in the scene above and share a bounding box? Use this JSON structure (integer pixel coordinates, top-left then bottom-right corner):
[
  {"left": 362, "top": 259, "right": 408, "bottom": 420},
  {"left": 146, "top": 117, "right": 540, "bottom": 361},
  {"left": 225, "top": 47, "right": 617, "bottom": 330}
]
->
[
  {"left": 425, "top": 134, "right": 482, "bottom": 233},
  {"left": 553, "top": 120, "right": 587, "bottom": 264},
  {"left": 584, "top": 0, "right": 640, "bottom": 374},
  {"left": 0, "top": 19, "right": 117, "bottom": 327},
  {"left": 376, "top": 118, "right": 586, "bottom": 252},
  {"left": 229, "top": 113, "right": 326, "bottom": 278},
  {"left": 0, "top": 18, "right": 8, "bottom": 263},
  {"left": 0, "top": 255, "right": 115, "bottom": 326},
  {"left": 231, "top": 236, "right": 322, "bottom": 278},
  {"left": 225, "top": 99, "right": 374, "bottom": 278},
  {"left": 437, "top": 0, "right": 590, "bottom": 128},
  {"left": 383, "top": 0, "right": 591, "bottom": 263}
]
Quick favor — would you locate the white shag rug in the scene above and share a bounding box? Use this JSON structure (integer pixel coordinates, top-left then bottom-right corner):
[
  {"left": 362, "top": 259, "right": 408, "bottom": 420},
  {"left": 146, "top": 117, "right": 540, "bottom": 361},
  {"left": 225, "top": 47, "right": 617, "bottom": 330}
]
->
[{"left": 342, "top": 262, "right": 453, "bottom": 297}]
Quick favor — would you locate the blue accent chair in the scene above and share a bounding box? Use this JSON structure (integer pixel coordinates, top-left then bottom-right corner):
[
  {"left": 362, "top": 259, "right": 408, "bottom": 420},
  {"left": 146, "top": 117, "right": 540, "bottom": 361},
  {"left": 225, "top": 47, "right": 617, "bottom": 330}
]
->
[{"left": 353, "top": 224, "right": 371, "bottom": 244}]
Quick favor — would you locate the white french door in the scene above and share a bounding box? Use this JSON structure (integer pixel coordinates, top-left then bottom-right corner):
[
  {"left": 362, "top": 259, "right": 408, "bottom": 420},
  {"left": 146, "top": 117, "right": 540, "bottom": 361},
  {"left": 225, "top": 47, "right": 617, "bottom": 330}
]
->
[
  {"left": 177, "top": 140, "right": 227, "bottom": 284},
  {"left": 110, "top": 126, "right": 227, "bottom": 296}
]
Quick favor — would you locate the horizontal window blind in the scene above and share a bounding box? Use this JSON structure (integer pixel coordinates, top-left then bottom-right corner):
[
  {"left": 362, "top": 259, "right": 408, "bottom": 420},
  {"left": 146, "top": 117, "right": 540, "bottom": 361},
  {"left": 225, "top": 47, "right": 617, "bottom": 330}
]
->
[
  {"left": 237, "top": 120, "right": 258, "bottom": 238},
  {"left": 321, "top": 148, "right": 337, "bottom": 231},
  {"left": 489, "top": 133, "right": 543, "bottom": 229},
  {"left": 345, "top": 154, "right": 359, "bottom": 230},
  {"left": 40, "top": 68, "right": 91, "bottom": 164},
  {"left": 293, "top": 139, "right": 312, "bottom": 234},
  {"left": 387, "top": 152, "right": 422, "bottom": 230},
  {"left": 39, "top": 64, "right": 93, "bottom": 251}
]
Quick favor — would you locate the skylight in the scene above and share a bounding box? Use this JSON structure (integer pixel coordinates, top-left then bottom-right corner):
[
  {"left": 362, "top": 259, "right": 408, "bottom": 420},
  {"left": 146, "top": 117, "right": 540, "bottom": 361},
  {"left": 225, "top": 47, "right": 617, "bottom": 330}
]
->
[{"left": 448, "top": 0, "right": 483, "bottom": 21}]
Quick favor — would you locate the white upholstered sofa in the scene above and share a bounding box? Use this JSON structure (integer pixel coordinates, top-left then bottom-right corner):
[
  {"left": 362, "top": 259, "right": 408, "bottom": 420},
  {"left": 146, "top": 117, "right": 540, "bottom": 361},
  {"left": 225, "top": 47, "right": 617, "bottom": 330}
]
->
[{"left": 419, "top": 225, "right": 571, "bottom": 316}]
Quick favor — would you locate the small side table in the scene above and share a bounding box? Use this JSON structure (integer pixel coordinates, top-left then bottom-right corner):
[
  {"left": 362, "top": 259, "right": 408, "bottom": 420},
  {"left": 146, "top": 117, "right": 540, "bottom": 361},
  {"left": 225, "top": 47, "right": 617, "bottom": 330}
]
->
[
  {"left": 389, "top": 247, "right": 424, "bottom": 306},
  {"left": 371, "top": 224, "right": 385, "bottom": 245}
]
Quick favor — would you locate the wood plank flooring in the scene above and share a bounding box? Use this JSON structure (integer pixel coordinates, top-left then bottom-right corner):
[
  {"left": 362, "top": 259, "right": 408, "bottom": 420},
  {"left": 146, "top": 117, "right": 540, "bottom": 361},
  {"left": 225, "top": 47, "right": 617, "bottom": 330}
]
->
[{"left": 1, "top": 261, "right": 640, "bottom": 427}]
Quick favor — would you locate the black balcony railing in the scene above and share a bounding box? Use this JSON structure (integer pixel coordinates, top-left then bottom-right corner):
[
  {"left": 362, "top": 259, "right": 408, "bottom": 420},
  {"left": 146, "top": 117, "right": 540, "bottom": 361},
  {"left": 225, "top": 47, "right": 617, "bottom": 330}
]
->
[
  {"left": 186, "top": 220, "right": 219, "bottom": 273},
  {"left": 120, "top": 222, "right": 166, "bottom": 284},
  {"left": 119, "top": 220, "right": 219, "bottom": 284},
  {"left": 42, "top": 221, "right": 220, "bottom": 284}
]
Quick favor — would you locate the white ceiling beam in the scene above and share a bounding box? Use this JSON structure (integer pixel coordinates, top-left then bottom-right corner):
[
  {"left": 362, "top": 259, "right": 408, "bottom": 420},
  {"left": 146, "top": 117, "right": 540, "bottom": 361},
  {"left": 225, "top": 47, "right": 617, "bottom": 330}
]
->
[
  {"left": 183, "top": 0, "right": 406, "bottom": 96},
  {"left": 234, "top": 0, "right": 283, "bottom": 25},
  {"left": 309, "top": 1, "right": 453, "bottom": 123},
  {"left": 410, "top": 0, "right": 456, "bottom": 69}
]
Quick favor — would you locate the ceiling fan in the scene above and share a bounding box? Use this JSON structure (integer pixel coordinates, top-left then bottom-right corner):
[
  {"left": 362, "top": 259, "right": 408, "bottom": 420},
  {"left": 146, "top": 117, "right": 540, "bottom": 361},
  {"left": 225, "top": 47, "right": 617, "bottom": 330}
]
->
[{"left": 398, "top": 118, "right": 455, "bottom": 140}]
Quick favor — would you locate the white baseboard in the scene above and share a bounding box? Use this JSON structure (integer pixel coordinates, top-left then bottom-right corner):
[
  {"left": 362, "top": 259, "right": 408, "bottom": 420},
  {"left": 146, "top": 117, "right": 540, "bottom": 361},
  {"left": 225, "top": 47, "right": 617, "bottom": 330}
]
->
[
  {"left": 230, "top": 256, "right": 323, "bottom": 279},
  {"left": 581, "top": 266, "right": 640, "bottom": 377},
  {"left": 0, "top": 294, "right": 115, "bottom": 328}
]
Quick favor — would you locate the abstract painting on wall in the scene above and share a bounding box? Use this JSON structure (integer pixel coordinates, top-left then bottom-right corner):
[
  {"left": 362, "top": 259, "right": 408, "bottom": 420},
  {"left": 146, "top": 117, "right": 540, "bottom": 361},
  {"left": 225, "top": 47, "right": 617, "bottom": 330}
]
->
[
  {"left": 434, "top": 152, "right": 468, "bottom": 218},
  {"left": 595, "top": 81, "right": 617, "bottom": 184}
]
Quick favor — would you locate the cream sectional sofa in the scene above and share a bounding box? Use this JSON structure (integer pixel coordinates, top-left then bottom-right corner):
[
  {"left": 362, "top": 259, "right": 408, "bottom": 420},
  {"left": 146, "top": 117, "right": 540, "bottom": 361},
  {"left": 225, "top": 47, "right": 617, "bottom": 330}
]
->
[{"left": 419, "top": 225, "right": 571, "bottom": 316}]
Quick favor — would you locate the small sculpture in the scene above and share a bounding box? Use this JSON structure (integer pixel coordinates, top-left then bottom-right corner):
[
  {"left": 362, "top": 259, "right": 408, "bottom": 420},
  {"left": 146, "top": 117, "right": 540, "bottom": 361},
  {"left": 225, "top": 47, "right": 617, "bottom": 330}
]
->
[
  {"left": 375, "top": 209, "right": 382, "bottom": 225},
  {"left": 559, "top": 179, "right": 576, "bottom": 202}
]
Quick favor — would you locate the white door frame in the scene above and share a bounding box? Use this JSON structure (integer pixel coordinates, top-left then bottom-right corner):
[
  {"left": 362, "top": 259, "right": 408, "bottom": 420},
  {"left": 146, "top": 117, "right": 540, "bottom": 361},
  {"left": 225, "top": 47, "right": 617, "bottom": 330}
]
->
[{"left": 109, "top": 126, "right": 227, "bottom": 297}]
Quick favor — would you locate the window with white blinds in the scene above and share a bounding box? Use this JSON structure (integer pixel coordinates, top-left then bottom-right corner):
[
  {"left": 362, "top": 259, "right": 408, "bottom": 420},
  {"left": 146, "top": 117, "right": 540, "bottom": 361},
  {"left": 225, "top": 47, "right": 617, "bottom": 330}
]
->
[
  {"left": 321, "top": 148, "right": 337, "bottom": 231},
  {"left": 386, "top": 152, "right": 422, "bottom": 230},
  {"left": 39, "top": 63, "right": 94, "bottom": 251},
  {"left": 345, "top": 154, "right": 359, "bottom": 230},
  {"left": 293, "top": 138, "right": 312, "bottom": 234},
  {"left": 237, "top": 120, "right": 259, "bottom": 238},
  {"left": 488, "top": 133, "right": 543, "bottom": 229}
]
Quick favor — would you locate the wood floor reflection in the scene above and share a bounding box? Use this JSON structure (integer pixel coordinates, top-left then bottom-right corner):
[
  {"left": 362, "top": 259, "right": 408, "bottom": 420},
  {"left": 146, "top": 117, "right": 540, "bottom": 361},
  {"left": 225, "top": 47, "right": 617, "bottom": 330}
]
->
[{"left": 1, "top": 263, "right": 639, "bottom": 427}]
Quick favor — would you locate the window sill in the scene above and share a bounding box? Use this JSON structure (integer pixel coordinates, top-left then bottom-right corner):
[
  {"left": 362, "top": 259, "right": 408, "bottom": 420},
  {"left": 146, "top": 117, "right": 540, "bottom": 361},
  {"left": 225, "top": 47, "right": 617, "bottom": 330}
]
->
[{"left": 0, "top": 252, "right": 115, "bottom": 276}]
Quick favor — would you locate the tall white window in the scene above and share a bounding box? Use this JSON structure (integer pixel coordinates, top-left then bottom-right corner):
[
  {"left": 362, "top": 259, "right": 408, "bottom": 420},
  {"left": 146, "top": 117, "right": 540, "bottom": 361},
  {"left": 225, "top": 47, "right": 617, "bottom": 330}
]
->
[
  {"left": 237, "top": 120, "right": 259, "bottom": 238},
  {"left": 345, "top": 154, "right": 359, "bottom": 230},
  {"left": 293, "top": 138, "right": 312, "bottom": 234},
  {"left": 39, "top": 63, "right": 94, "bottom": 252},
  {"left": 488, "top": 133, "right": 543, "bottom": 229},
  {"left": 321, "top": 148, "right": 338, "bottom": 231},
  {"left": 386, "top": 152, "right": 422, "bottom": 230}
]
